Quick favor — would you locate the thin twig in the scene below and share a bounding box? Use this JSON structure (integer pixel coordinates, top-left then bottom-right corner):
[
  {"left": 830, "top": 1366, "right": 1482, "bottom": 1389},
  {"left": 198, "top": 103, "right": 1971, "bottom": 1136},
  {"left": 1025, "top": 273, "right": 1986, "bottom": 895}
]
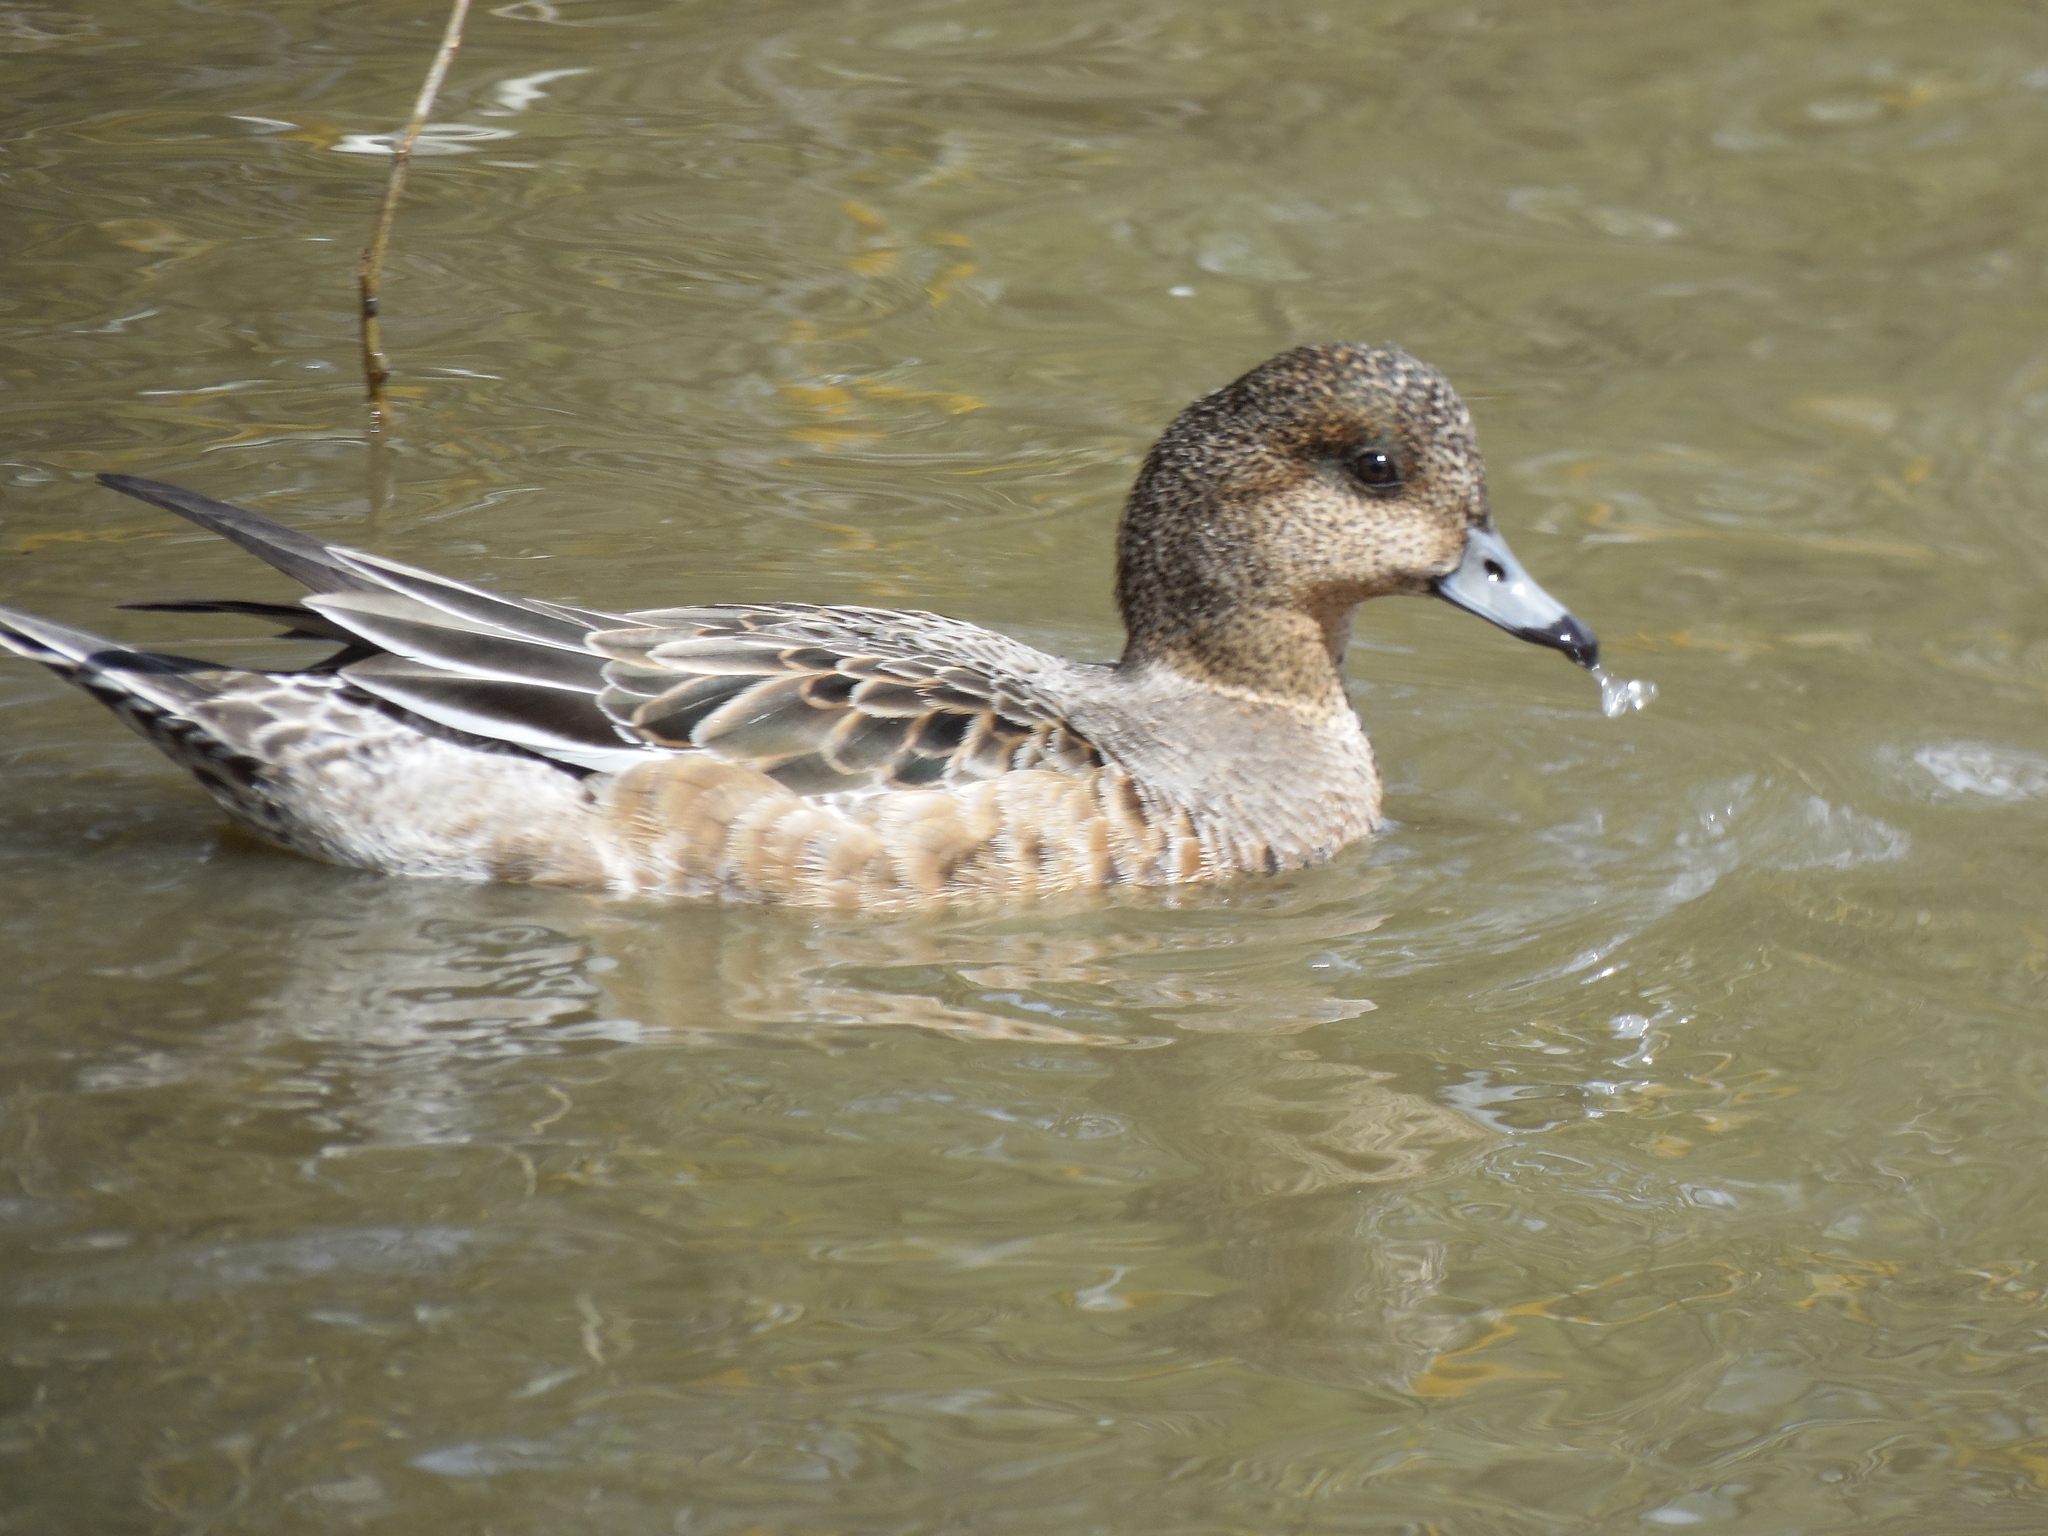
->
[{"left": 356, "top": 0, "right": 474, "bottom": 432}]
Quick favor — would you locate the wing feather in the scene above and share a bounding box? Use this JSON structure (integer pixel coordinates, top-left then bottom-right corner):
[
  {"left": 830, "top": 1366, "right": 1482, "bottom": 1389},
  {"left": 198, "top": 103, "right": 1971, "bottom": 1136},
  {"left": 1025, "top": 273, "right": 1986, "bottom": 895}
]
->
[
  {"left": 690, "top": 675, "right": 822, "bottom": 762},
  {"left": 825, "top": 712, "right": 910, "bottom": 772},
  {"left": 331, "top": 548, "right": 620, "bottom": 643},
  {"left": 342, "top": 656, "right": 649, "bottom": 773},
  {"left": 305, "top": 592, "right": 611, "bottom": 691},
  {"left": 622, "top": 674, "right": 757, "bottom": 743}
]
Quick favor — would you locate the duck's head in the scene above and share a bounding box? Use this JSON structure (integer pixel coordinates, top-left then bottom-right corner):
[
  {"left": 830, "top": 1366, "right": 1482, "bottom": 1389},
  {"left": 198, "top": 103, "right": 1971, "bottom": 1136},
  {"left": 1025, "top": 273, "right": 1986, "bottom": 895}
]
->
[{"left": 1115, "top": 343, "right": 1597, "bottom": 705}]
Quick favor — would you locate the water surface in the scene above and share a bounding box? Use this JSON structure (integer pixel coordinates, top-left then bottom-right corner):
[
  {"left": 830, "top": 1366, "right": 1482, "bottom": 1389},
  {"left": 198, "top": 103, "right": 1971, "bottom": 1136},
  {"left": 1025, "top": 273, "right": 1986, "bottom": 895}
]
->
[{"left": 6, "top": 2, "right": 2048, "bottom": 1530}]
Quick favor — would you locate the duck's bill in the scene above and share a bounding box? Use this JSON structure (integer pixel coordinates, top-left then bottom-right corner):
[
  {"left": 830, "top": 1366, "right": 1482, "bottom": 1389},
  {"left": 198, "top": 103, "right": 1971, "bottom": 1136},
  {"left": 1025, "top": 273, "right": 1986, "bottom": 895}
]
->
[{"left": 1433, "top": 523, "right": 1599, "bottom": 669}]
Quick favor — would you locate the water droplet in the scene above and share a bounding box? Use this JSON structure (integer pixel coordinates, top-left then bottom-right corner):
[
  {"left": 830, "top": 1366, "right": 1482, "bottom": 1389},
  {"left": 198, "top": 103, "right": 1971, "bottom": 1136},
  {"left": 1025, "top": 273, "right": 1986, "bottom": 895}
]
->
[{"left": 1591, "top": 665, "right": 1657, "bottom": 718}]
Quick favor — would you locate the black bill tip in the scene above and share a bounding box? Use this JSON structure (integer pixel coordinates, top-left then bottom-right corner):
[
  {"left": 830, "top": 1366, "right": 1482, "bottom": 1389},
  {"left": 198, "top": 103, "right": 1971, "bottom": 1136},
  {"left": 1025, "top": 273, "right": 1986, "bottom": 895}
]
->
[{"left": 1518, "top": 614, "right": 1599, "bottom": 670}]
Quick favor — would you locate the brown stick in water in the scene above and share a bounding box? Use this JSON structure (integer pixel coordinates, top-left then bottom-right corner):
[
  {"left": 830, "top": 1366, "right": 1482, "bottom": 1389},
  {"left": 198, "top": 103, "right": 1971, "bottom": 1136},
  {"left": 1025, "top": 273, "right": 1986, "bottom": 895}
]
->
[{"left": 356, "top": 0, "right": 475, "bottom": 432}]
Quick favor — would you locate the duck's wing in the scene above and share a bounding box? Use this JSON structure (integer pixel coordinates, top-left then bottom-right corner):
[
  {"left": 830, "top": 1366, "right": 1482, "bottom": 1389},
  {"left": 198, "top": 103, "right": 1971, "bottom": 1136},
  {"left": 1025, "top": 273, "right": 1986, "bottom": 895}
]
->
[
  {"left": 585, "top": 604, "right": 1107, "bottom": 795},
  {"left": 317, "top": 592, "right": 1109, "bottom": 792},
  {"left": 95, "top": 475, "right": 1107, "bottom": 793}
]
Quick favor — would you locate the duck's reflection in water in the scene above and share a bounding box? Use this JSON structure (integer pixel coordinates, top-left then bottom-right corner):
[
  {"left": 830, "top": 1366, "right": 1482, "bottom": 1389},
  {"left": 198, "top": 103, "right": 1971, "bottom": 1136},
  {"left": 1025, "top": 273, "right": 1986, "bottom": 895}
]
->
[
  {"left": 88, "top": 855, "right": 1489, "bottom": 1388},
  {"left": 1114, "top": 1031, "right": 1488, "bottom": 1389},
  {"left": 599, "top": 886, "right": 1492, "bottom": 1378},
  {"left": 590, "top": 892, "right": 1395, "bottom": 1045}
]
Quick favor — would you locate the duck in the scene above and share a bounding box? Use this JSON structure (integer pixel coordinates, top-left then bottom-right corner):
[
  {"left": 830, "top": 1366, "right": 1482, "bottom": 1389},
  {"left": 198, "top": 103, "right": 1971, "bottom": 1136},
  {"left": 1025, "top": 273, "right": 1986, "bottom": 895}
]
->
[{"left": 0, "top": 343, "right": 1597, "bottom": 908}]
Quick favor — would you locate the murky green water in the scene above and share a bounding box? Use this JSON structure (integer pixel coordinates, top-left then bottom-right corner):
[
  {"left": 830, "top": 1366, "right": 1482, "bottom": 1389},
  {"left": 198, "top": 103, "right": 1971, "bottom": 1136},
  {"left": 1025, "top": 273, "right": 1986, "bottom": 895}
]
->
[{"left": 6, "top": 1, "right": 2048, "bottom": 1530}]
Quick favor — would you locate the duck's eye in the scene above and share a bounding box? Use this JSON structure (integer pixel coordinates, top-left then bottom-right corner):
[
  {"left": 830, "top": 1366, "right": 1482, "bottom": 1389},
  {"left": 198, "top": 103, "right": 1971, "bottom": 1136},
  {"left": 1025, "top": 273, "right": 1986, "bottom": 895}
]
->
[{"left": 1349, "top": 449, "right": 1401, "bottom": 490}]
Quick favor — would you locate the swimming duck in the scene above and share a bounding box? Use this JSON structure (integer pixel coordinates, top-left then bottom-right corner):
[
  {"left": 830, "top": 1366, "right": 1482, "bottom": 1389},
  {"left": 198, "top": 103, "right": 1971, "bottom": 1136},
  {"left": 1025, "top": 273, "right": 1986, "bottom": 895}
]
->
[{"left": 0, "top": 344, "right": 1596, "bottom": 907}]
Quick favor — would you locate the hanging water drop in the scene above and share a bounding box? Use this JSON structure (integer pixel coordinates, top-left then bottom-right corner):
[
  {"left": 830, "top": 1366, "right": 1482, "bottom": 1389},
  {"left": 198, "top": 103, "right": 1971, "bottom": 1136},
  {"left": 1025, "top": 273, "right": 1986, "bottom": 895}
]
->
[{"left": 1590, "top": 665, "right": 1657, "bottom": 718}]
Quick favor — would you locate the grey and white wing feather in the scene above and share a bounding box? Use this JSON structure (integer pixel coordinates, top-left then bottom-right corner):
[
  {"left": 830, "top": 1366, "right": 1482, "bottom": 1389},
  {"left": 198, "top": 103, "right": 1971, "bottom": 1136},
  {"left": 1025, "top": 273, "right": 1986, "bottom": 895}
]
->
[{"left": 586, "top": 605, "right": 1107, "bottom": 794}]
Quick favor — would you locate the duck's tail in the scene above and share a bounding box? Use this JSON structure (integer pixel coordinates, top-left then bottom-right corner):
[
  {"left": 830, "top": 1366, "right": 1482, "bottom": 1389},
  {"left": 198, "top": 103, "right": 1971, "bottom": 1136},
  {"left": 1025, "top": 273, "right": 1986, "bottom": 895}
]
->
[
  {"left": 2, "top": 595, "right": 610, "bottom": 880},
  {"left": 0, "top": 603, "right": 285, "bottom": 807},
  {"left": 0, "top": 604, "right": 228, "bottom": 723}
]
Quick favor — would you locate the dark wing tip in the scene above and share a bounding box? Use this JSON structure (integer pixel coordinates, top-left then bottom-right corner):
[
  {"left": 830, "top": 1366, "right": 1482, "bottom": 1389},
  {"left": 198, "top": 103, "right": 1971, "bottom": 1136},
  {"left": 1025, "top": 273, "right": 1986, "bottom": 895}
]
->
[
  {"left": 97, "top": 472, "right": 168, "bottom": 496},
  {"left": 94, "top": 473, "right": 369, "bottom": 595}
]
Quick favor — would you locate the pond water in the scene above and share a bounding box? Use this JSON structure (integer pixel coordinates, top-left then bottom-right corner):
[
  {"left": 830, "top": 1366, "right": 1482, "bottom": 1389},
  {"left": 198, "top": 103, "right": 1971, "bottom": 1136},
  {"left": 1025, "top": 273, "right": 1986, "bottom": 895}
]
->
[{"left": 6, "top": 1, "right": 2048, "bottom": 1531}]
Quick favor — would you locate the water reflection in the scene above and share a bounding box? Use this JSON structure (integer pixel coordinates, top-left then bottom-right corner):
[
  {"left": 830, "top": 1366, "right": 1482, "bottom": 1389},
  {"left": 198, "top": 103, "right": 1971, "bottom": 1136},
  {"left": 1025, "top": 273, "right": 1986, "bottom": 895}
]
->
[
  {"left": 3, "top": 651, "right": 1963, "bottom": 1531},
  {"left": 47, "top": 743, "right": 1920, "bottom": 1116},
  {"left": 11, "top": 863, "right": 1511, "bottom": 1515},
  {"left": 15, "top": 0, "right": 2048, "bottom": 1528},
  {"left": 12, "top": 735, "right": 1924, "bottom": 1416}
]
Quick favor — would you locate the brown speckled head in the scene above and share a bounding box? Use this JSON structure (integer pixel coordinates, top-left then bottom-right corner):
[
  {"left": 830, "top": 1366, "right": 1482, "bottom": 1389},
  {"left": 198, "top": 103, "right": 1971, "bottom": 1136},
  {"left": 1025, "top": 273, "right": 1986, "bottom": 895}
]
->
[{"left": 1115, "top": 343, "right": 1490, "bottom": 706}]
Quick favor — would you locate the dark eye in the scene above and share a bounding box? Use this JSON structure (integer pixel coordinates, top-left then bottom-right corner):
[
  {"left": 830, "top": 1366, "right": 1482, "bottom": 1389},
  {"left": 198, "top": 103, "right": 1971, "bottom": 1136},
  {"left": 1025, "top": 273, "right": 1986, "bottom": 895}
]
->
[{"left": 1349, "top": 449, "right": 1401, "bottom": 490}]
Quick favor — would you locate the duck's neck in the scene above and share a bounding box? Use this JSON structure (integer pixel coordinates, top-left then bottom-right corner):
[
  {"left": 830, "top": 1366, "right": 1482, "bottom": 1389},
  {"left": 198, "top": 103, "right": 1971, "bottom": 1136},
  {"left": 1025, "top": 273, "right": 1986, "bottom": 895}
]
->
[
  {"left": 1116, "top": 595, "right": 1356, "bottom": 711},
  {"left": 1112, "top": 431, "right": 1358, "bottom": 710}
]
